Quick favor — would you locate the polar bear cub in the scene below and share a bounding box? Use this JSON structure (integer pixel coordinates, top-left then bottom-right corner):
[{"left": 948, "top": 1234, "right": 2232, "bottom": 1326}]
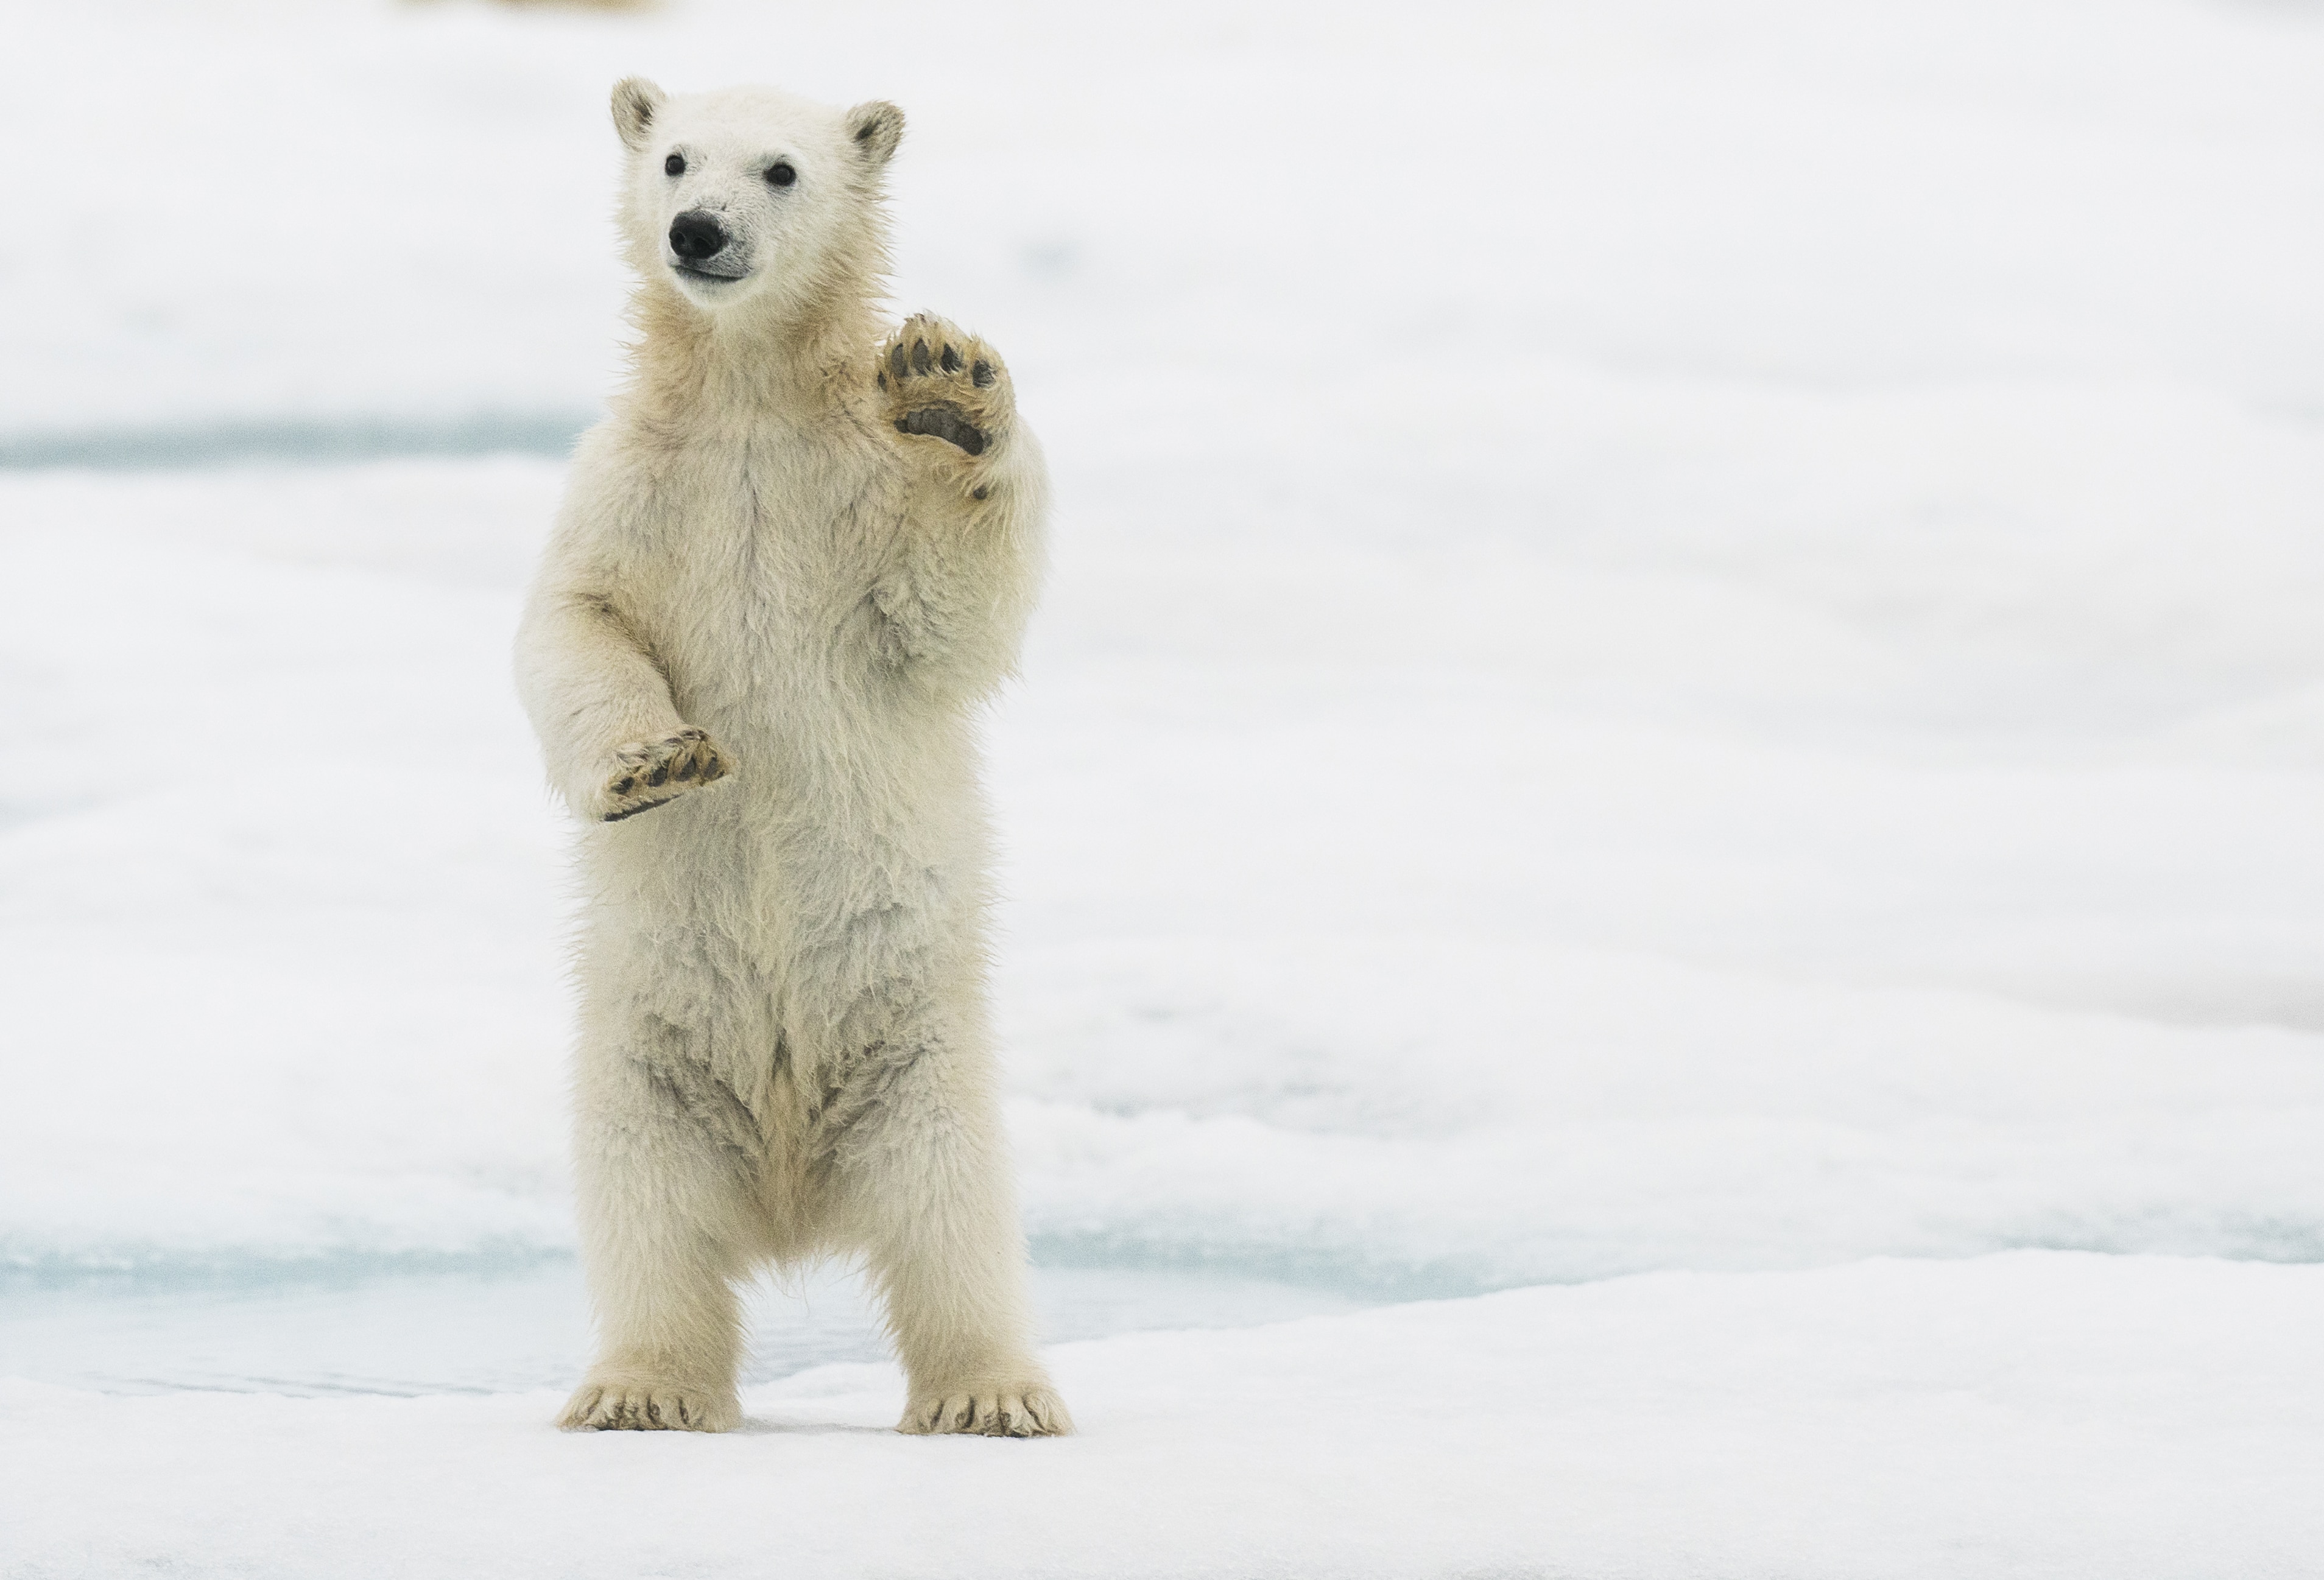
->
[{"left": 514, "top": 77, "right": 1069, "bottom": 1436}]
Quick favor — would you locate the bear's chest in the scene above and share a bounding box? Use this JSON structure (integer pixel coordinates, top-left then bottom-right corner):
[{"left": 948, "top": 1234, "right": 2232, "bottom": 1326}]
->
[{"left": 624, "top": 423, "right": 902, "bottom": 719}]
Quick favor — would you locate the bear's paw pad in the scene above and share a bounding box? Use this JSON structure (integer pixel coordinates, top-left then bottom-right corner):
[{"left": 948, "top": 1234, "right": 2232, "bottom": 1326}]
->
[
  {"left": 596, "top": 728, "right": 728, "bottom": 823},
  {"left": 558, "top": 1380, "right": 739, "bottom": 1433},
  {"left": 876, "top": 313, "right": 1010, "bottom": 463},
  {"left": 898, "top": 1383, "right": 1073, "bottom": 1438}
]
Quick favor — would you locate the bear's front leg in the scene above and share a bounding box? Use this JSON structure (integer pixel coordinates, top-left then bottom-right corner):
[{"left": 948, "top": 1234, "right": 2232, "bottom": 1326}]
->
[
  {"left": 513, "top": 583, "right": 736, "bottom": 824},
  {"left": 864, "top": 314, "right": 1049, "bottom": 697}
]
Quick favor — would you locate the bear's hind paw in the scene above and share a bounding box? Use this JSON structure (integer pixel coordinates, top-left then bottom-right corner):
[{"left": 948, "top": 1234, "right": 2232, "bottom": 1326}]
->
[
  {"left": 899, "top": 1382, "right": 1073, "bottom": 1438},
  {"left": 558, "top": 1378, "right": 739, "bottom": 1433}
]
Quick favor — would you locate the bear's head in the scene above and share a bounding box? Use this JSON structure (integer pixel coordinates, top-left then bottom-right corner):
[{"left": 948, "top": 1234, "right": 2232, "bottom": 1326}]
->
[{"left": 609, "top": 78, "right": 903, "bottom": 317}]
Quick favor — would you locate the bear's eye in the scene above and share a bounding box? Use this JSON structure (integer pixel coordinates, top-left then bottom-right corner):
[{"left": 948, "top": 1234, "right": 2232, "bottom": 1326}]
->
[
  {"left": 663, "top": 152, "right": 685, "bottom": 177},
  {"left": 766, "top": 161, "right": 796, "bottom": 188}
]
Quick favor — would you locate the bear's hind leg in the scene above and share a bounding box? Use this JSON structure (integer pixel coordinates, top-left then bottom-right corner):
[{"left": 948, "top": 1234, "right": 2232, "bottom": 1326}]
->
[
  {"left": 559, "top": 1030, "right": 761, "bottom": 1433},
  {"left": 821, "top": 1038, "right": 1072, "bottom": 1437}
]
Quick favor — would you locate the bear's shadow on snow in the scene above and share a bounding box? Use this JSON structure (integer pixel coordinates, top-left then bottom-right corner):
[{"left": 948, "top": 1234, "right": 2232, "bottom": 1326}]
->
[{"left": 728, "top": 1417, "right": 892, "bottom": 1438}]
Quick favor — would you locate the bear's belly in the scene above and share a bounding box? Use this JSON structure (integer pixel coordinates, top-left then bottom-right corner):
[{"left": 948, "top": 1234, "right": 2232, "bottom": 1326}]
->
[{"left": 584, "top": 633, "right": 991, "bottom": 975}]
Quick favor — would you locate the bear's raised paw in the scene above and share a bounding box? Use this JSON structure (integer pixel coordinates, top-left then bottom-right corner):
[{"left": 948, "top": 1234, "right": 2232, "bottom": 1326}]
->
[
  {"left": 876, "top": 314, "right": 1012, "bottom": 471},
  {"left": 593, "top": 727, "right": 729, "bottom": 823}
]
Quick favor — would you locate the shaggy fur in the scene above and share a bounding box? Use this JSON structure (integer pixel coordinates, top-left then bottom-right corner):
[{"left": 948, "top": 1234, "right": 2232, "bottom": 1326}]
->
[{"left": 514, "top": 78, "right": 1066, "bottom": 1437}]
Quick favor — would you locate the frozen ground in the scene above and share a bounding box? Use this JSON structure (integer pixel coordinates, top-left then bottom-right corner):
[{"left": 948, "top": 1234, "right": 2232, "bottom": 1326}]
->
[
  {"left": 5, "top": 0, "right": 2324, "bottom": 1576},
  {"left": 8, "top": 1255, "right": 2321, "bottom": 1580}
]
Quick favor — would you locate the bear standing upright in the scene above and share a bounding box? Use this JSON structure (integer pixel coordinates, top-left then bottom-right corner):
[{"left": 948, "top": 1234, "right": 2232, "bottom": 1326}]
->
[{"left": 514, "top": 77, "right": 1068, "bottom": 1436}]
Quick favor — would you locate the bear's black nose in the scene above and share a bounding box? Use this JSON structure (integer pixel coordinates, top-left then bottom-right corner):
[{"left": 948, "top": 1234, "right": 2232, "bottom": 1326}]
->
[{"left": 668, "top": 210, "right": 730, "bottom": 262}]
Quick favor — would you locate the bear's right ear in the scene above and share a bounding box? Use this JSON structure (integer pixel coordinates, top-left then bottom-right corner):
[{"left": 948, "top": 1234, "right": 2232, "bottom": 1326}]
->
[
  {"left": 611, "top": 77, "right": 667, "bottom": 152},
  {"left": 845, "top": 100, "right": 904, "bottom": 168}
]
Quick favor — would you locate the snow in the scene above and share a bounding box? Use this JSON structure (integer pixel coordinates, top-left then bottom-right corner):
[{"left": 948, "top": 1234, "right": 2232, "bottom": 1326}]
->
[
  {"left": 6, "top": 0, "right": 2324, "bottom": 1573},
  {"left": 7, "top": 1255, "right": 2322, "bottom": 1579}
]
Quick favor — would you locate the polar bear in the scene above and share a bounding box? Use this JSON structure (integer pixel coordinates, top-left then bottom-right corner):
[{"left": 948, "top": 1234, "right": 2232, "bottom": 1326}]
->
[{"left": 514, "top": 77, "right": 1068, "bottom": 1436}]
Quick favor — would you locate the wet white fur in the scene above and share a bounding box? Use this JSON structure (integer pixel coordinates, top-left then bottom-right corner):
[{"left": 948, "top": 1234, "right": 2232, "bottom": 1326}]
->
[{"left": 514, "top": 79, "right": 1068, "bottom": 1436}]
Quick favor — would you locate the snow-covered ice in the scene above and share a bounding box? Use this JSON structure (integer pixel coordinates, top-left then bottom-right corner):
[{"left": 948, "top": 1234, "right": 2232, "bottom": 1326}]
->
[
  {"left": 5, "top": 0, "right": 2324, "bottom": 1575},
  {"left": 7, "top": 1256, "right": 2322, "bottom": 1579}
]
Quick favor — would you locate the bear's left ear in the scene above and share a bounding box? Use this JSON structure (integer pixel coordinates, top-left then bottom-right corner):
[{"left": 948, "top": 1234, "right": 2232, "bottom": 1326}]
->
[{"left": 845, "top": 100, "right": 904, "bottom": 168}]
